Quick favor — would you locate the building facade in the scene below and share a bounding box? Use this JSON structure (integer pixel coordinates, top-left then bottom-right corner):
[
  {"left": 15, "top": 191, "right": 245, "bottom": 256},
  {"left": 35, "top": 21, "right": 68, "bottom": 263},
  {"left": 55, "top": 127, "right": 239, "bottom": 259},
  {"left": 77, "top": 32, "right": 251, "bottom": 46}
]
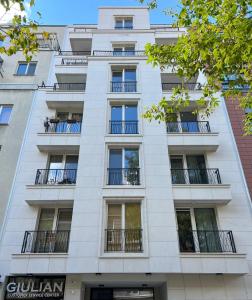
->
[
  {"left": 1, "top": 7, "right": 252, "bottom": 300},
  {"left": 0, "top": 26, "right": 65, "bottom": 233}
]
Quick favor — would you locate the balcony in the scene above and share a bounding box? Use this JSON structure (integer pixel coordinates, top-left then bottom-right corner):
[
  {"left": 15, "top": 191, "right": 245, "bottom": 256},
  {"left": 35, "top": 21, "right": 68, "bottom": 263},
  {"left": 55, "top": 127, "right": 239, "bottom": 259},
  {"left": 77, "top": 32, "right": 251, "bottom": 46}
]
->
[
  {"left": 178, "top": 230, "right": 236, "bottom": 253},
  {"left": 61, "top": 57, "right": 88, "bottom": 65},
  {"left": 35, "top": 169, "right": 77, "bottom": 185},
  {"left": 107, "top": 168, "right": 140, "bottom": 185},
  {"left": 53, "top": 83, "right": 86, "bottom": 91},
  {"left": 109, "top": 121, "right": 138, "bottom": 134},
  {"left": 167, "top": 121, "right": 219, "bottom": 152},
  {"left": 44, "top": 119, "right": 82, "bottom": 134},
  {"left": 58, "top": 51, "right": 91, "bottom": 56},
  {"left": 21, "top": 230, "right": 70, "bottom": 253},
  {"left": 162, "top": 82, "right": 201, "bottom": 91},
  {"left": 167, "top": 121, "right": 210, "bottom": 133},
  {"left": 171, "top": 168, "right": 221, "bottom": 184},
  {"left": 171, "top": 169, "right": 232, "bottom": 204},
  {"left": 110, "top": 81, "right": 137, "bottom": 93},
  {"left": 93, "top": 50, "right": 145, "bottom": 57},
  {"left": 115, "top": 26, "right": 133, "bottom": 30},
  {"left": 105, "top": 229, "right": 143, "bottom": 252}
]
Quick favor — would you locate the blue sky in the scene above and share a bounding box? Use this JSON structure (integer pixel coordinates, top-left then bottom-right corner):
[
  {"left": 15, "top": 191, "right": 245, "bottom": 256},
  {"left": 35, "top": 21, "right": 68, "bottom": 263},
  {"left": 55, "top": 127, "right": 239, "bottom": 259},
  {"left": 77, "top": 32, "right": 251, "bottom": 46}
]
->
[{"left": 31, "top": 0, "right": 179, "bottom": 25}]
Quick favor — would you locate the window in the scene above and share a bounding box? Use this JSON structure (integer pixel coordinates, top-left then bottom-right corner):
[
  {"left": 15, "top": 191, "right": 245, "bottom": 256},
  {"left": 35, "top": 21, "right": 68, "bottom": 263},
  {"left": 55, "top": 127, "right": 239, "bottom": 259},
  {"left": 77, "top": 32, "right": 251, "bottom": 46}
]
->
[
  {"left": 16, "top": 62, "right": 37, "bottom": 75},
  {"left": 0, "top": 105, "right": 12, "bottom": 124},
  {"left": 111, "top": 68, "right": 137, "bottom": 92},
  {"left": 35, "top": 154, "right": 79, "bottom": 184},
  {"left": 108, "top": 148, "right": 140, "bottom": 185},
  {"left": 110, "top": 104, "right": 138, "bottom": 134},
  {"left": 113, "top": 45, "right": 135, "bottom": 56},
  {"left": 105, "top": 203, "right": 142, "bottom": 252},
  {"left": 115, "top": 17, "right": 133, "bottom": 29},
  {"left": 32, "top": 208, "right": 72, "bottom": 253},
  {"left": 176, "top": 208, "right": 235, "bottom": 253}
]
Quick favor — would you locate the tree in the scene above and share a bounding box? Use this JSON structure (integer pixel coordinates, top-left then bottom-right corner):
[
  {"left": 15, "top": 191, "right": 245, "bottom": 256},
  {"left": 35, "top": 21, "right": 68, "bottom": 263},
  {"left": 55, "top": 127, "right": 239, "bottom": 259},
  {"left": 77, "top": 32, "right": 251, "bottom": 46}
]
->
[
  {"left": 0, "top": 0, "right": 49, "bottom": 61},
  {"left": 140, "top": 0, "right": 252, "bottom": 134}
]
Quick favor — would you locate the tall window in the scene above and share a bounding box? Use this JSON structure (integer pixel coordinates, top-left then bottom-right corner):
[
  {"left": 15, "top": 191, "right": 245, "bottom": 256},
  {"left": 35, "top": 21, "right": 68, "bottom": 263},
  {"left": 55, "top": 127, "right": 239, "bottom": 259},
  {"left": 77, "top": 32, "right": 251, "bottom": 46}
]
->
[
  {"left": 176, "top": 208, "right": 223, "bottom": 253},
  {"left": 115, "top": 17, "right": 133, "bottom": 29},
  {"left": 111, "top": 68, "right": 136, "bottom": 92},
  {"left": 16, "top": 62, "right": 37, "bottom": 76},
  {"left": 0, "top": 105, "right": 12, "bottom": 124},
  {"left": 33, "top": 208, "right": 72, "bottom": 253},
  {"left": 110, "top": 104, "right": 138, "bottom": 134},
  {"left": 108, "top": 148, "right": 139, "bottom": 185},
  {"left": 106, "top": 203, "right": 142, "bottom": 252}
]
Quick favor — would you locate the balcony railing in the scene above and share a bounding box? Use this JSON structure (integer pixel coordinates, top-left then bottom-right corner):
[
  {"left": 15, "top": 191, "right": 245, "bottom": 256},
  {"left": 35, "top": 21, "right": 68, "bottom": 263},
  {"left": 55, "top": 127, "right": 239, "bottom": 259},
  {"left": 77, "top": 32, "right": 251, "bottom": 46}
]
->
[
  {"left": 58, "top": 50, "right": 91, "bottom": 56},
  {"left": 61, "top": 58, "right": 88, "bottom": 65},
  {"left": 115, "top": 26, "right": 133, "bottom": 30},
  {"left": 93, "top": 50, "right": 145, "bottom": 56},
  {"left": 111, "top": 81, "right": 137, "bottom": 93},
  {"left": 105, "top": 229, "right": 143, "bottom": 252},
  {"left": 35, "top": 169, "right": 77, "bottom": 185},
  {"left": 171, "top": 168, "right": 221, "bottom": 184},
  {"left": 107, "top": 168, "right": 140, "bottom": 185},
  {"left": 21, "top": 230, "right": 70, "bottom": 253},
  {"left": 162, "top": 82, "right": 201, "bottom": 91},
  {"left": 44, "top": 120, "right": 82, "bottom": 133},
  {"left": 53, "top": 83, "right": 86, "bottom": 91},
  {"left": 178, "top": 230, "right": 236, "bottom": 253},
  {"left": 167, "top": 121, "right": 211, "bottom": 133},
  {"left": 109, "top": 121, "right": 138, "bottom": 134}
]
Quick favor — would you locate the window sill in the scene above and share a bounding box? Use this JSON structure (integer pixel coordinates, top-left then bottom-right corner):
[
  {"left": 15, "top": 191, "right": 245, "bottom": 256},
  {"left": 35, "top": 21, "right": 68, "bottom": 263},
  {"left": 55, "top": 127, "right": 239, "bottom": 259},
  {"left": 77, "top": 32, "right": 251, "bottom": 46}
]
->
[
  {"left": 26, "top": 184, "right": 76, "bottom": 189},
  {"left": 100, "top": 252, "right": 148, "bottom": 259},
  {"left": 12, "top": 253, "right": 68, "bottom": 259},
  {"left": 103, "top": 185, "right": 145, "bottom": 189},
  {"left": 13, "top": 74, "right": 35, "bottom": 77}
]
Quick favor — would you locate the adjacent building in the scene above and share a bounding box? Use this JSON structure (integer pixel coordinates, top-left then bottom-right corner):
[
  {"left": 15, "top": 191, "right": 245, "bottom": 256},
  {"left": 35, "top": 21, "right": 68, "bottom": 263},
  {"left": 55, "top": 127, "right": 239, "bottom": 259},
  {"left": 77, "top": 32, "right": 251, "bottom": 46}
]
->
[
  {"left": 0, "top": 26, "right": 65, "bottom": 233},
  {"left": 1, "top": 7, "right": 252, "bottom": 300}
]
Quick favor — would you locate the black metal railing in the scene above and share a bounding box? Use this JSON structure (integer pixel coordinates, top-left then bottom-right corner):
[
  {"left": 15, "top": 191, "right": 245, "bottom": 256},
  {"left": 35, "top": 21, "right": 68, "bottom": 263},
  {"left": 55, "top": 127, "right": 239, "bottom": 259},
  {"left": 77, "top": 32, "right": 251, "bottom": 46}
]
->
[
  {"left": 222, "top": 81, "right": 250, "bottom": 91},
  {"left": 111, "top": 81, "right": 137, "bottom": 93},
  {"left": 105, "top": 229, "right": 143, "bottom": 252},
  {"left": 162, "top": 82, "right": 201, "bottom": 91},
  {"left": 61, "top": 58, "right": 88, "bottom": 65},
  {"left": 115, "top": 26, "right": 133, "bottom": 30},
  {"left": 167, "top": 121, "right": 211, "bottom": 133},
  {"left": 53, "top": 83, "right": 86, "bottom": 91},
  {"left": 21, "top": 230, "right": 70, "bottom": 253},
  {"left": 35, "top": 169, "right": 77, "bottom": 185},
  {"left": 178, "top": 230, "right": 236, "bottom": 253},
  {"left": 171, "top": 168, "right": 221, "bottom": 184},
  {"left": 44, "top": 120, "right": 82, "bottom": 133},
  {"left": 93, "top": 50, "right": 145, "bottom": 56},
  {"left": 109, "top": 121, "right": 138, "bottom": 134},
  {"left": 107, "top": 168, "right": 140, "bottom": 185},
  {"left": 58, "top": 50, "right": 91, "bottom": 56}
]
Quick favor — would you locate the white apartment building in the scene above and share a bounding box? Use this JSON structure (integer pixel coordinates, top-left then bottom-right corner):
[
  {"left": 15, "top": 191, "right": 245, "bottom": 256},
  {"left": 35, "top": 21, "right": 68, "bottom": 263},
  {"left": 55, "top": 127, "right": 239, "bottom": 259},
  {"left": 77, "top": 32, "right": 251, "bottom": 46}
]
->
[{"left": 1, "top": 6, "right": 252, "bottom": 300}]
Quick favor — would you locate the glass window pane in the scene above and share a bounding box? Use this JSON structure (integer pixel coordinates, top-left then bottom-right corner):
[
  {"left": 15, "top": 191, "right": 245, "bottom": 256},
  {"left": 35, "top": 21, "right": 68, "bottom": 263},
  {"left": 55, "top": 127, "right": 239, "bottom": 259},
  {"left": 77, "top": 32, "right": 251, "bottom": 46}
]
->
[
  {"left": 0, "top": 106, "right": 12, "bottom": 124},
  {"left": 109, "top": 149, "right": 122, "bottom": 168},
  {"left": 27, "top": 62, "right": 36, "bottom": 75},
  {"left": 115, "top": 19, "right": 123, "bottom": 28},
  {"left": 65, "top": 155, "right": 79, "bottom": 169},
  {"left": 49, "top": 155, "right": 63, "bottom": 169},
  {"left": 38, "top": 208, "right": 55, "bottom": 231},
  {"left": 125, "top": 149, "right": 139, "bottom": 168},
  {"left": 57, "top": 208, "right": 72, "bottom": 231},
  {"left": 17, "top": 63, "right": 27, "bottom": 75},
  {"left": 176, "top": 209, "right": 195, "bottom": 252},
  {"left": 111, "top": 106, "right": 122, "bottom": 121},
  {"left": 125, "top": 69, "right": 136, "bottom": 81},
  {"left": 125, "top": 19, "right": 133, "bottom": 28},
  {"left": 125, "top": 203, "right": 141, "bottom": 228},
  {"left": 112, "top": 71, "right": 123, "bottom": 82},
  {"left": 125, "top": 105, "right": 137, "bottom": 121},
  {"left": 107, "top": 204, "right": 122, "bottom": 229}
]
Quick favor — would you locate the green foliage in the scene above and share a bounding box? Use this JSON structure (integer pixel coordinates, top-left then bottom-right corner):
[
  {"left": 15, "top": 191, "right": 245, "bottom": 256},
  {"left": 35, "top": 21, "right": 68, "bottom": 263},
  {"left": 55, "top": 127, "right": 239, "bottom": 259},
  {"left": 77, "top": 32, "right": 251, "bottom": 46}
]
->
[
  {"left": 140, "top": 0, "right": 252, "bottom": 134},
  {"left": 0, "top": 0, "right": 48, "bottom": 61}
]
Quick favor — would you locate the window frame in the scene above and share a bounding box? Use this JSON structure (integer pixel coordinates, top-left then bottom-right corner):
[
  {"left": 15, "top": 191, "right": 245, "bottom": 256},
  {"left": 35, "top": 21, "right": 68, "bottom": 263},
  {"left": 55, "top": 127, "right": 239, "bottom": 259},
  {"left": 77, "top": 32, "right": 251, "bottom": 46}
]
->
[
  {"left": 115, "top": 17, "right": 133, "bottom": 30},
  {"left": 16, "top": 61, "right": 37, "bottom": 76}
]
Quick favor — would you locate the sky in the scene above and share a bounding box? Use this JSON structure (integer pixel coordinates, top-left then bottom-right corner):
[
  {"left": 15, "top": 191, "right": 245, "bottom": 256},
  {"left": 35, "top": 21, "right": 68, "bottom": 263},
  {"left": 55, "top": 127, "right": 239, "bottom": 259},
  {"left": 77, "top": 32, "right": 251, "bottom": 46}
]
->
[{"left": 29, "top": 0, "right": 179, "bottom": 25}]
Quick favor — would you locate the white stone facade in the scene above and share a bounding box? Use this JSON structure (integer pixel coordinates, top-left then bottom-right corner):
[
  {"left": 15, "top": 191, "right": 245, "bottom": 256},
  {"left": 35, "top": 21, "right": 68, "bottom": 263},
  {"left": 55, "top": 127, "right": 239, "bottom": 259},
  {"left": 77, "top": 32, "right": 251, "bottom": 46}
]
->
[{"left": 1, "top": 6, "right": 252, "bottom": 300}]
